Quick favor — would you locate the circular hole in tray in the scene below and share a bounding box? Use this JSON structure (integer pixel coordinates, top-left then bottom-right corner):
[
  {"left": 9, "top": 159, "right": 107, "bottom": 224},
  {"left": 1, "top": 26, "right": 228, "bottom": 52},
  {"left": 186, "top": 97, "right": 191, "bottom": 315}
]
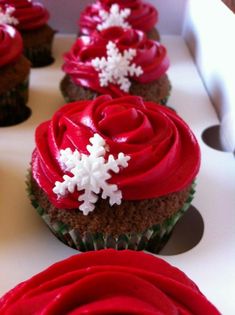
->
[
  {"left": 202, "top": 125, "right": 233, "bottom": 152},
  {"left": 159, "top": 205, "right": 204, "bottom": 255},
  {"left": 0, "top": 106, "right": 31, "bottom": 127}
]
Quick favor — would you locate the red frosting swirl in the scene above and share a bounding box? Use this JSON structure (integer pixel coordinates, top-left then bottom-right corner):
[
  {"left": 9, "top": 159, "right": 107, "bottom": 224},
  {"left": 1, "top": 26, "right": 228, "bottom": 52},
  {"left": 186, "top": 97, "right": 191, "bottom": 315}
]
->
[
  {"left": 0, "top": 0, "right": 49, "bottom": 30},
  {"left": 32, "top": 95, "right": 200, "bottom": 209},
  {"left": 79, "top": 0, "right": 158, "bottom": 35},
  {"left": 0, "top": 24, "right": 22, "bottom": 67},
  {"left": 0, "top": 250, "right": 220, "bottom": 314},
  {"left": 62, "top": 27, "right": 169, "bottom": 98}
]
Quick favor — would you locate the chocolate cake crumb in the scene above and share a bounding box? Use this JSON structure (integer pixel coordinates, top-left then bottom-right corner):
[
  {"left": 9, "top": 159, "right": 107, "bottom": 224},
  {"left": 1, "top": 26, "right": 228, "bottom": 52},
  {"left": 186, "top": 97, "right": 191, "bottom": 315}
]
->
[
  {"left": 60, "top": 74, "right": 171, "bottom": 104},
  {"left": 147, "top": 27, "right": 160, "bottom": 41},
  {"left": 31, "top": 174, "right": 192, "bottom": 237},
  {"left": 129, "top": 74, "right": 171, "bottom": 104},
  {"left": 60, "top": 75, "right": 99, "bottom": 102}
]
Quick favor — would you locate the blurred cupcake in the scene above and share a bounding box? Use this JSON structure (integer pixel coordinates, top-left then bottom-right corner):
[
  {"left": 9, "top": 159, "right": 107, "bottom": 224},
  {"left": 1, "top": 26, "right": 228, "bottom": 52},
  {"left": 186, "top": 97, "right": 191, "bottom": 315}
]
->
[
  {"left": 0, "top": 0, "right": 55, "bottom": 67},
  {"left": 28, "top": 95, "right": 200, "bottom": 253},
  {"left": 79, "top": 0, "right": 160, "bottom": 40},
  {"left": 0, "top": 24, "right": 30, "bottom": 126},
  {"left": 61, "top": 27, "right": 170, "bottom": 105},
  {"left": 0, "top": 250, "right": 220, "bottom": 314}
]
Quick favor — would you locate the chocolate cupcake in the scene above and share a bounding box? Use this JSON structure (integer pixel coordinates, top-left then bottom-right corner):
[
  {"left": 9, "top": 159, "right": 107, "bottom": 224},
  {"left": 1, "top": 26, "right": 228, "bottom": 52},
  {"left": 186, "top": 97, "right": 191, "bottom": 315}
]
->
[
  {"left": 61, "top": 27, "right": 171, "bottom": 105},
  {"left": 0, "top": 24, "right": 30, "bottom": 126},
  {"left": 0, "top": 0, "right": 55, "bottom": 67},
  {"left": 0, "top": 250, "right": 220, "bottom": 314},
  {"left": 79, "top": 0, "right": 160, "bottom": 40},
  {"left": 28, "top": 95, "right": 200, "bottom": 253}
]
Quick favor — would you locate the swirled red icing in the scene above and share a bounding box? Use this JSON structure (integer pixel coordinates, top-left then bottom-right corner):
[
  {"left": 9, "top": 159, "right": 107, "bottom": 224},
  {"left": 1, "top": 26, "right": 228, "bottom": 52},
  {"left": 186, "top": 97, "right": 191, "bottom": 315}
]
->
[
  {"left": 0, "top": 24, "right": 22, "bottom": 67},
  {"left": 62, "top": 27, "right": 169, "bottom": 98},
  {"left": 79, "top": 0, "right": 158, "bottom": 35},
  {"left": 31, "top": 95, "right": 200, "bottom": 209},
  {"left": 0, "top": 250, "right": 220, "bottom": 314},
  {"left": 0, "top": 0, "right": 49, "bottom": 30}
]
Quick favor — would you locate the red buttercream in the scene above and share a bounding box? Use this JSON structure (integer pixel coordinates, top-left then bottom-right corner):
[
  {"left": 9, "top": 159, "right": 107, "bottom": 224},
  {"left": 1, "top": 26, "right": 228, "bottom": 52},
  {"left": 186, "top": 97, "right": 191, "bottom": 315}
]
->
[
  {"left": 79, "top": 0, "right": 158, "bottom": 35},
  {"left": 0, "top": 24, "right": 22, "bottom": 67},
  {"left": 31, "top": 95, "right": 200, "bottom": 209},
  {"left": 0, "top": 0, "right": 49, "bottom": 30},
  {"left": 62, "top": 27, "right": 169, "bottom": 98},
  {"left": 0, "top": 250, "right": 220, "bottom": 314}
]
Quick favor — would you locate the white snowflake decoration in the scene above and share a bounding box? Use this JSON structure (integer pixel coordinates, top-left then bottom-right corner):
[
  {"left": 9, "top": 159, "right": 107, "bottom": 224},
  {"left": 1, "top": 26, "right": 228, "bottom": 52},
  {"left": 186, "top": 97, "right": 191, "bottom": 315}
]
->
[
  {"left": 0, "top": 7, "right": 18, "bottom": 25},
  {"left": 97, "top": 4, "right": 131, "bottom": 31},
  {"left": 53, "top": 133, "right": 130, "bottom": 216},
  {"left": 91, "top": 41, "right": 143, "bottom": 92}
]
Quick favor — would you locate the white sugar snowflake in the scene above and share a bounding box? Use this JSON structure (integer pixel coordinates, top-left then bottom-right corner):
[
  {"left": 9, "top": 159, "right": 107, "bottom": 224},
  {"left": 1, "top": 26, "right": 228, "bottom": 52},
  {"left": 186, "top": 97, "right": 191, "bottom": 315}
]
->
[
  {"left": 97, "top": 4, "right": 131, "bottom": 31},
  {"left": 0, "top": 7, "right": 18, "bottom": 25},
  {"left": 91, "top": 41, "right": 143, "bottom": 92},
  {"left": 53, "top": 133, "right": 130, "bottom": 215}
]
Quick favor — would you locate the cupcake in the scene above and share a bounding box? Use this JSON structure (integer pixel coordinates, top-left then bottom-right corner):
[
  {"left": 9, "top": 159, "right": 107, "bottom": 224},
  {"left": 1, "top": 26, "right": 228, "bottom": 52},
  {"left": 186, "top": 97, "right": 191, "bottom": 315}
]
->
[
  {"left": 0, "top": 250, "right": 220, "bottom": 314},
  {"left": 28, "top": 95, "right": 200, "bottom": 253},
  {"left": 0, "top": 24, "right": 30, "bottom": 126},
  {"left": 79, "top": 0, "right": 160, "bottom": 41},
  {"left": 60, "top": 27, "right": 171, "bottom": 105},
  {"left": 0, "top": 0, "right": 55, "bottom": 67}
]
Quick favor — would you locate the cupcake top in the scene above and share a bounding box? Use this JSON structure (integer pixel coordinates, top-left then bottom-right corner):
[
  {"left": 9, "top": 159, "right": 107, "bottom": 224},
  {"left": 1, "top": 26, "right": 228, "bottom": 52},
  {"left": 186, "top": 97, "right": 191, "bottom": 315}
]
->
[
  {"left": 79, "top": 0, "right": 158, "bottom": 35},
  {"left": 0, "top": 249, "right": 220, "bottom": 314},
  {"left": 0, "top": 0, "right": 49, "bottom": 30},
  {"left": 62, "top": 27, "right": 169, "bottom": 98},
  {"left": 0, "top": 23, "right": 22, "bottom": 67},
  {"left": 32, "top": 95, "right": 200, "bottom": 215}
]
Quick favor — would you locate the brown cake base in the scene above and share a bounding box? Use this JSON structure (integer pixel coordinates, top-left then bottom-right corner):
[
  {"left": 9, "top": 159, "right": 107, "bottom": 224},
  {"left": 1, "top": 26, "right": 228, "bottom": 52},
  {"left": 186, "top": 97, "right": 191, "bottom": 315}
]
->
[
  {"left": 147, "top": 27, "right": 161, "bottom": 41},
  {"left": 0, "top": 55, "right": 31, "bottom": 126},
  {"left": 29, "top": 172, "right": 195, "bottom": 252},
  {"left": 60, "top": 74, "right": 171, "bottom": 105},
  {"left": 21, "top": 24, "right": 55, "bottom": 67},
  {"left": 0, "top": 55, "right": 30, "bottom": 94}
]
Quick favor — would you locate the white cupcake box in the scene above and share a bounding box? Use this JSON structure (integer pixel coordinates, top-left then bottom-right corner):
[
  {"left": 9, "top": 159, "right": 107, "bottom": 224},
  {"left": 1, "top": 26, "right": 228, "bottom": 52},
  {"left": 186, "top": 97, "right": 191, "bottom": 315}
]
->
[{"left": 0, "top": 1, "right": 234, "bottom": 314}]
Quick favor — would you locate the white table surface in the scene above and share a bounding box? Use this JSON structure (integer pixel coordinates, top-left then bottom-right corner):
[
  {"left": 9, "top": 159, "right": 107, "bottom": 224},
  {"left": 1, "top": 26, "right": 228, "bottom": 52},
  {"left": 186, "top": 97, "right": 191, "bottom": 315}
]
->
[{"left": 0, "top": 34, "right": 234, "bottom": 314}]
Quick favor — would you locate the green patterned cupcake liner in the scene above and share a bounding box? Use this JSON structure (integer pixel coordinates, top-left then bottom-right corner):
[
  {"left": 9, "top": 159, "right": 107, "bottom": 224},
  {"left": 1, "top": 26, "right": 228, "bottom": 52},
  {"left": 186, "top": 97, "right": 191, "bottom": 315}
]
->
[
  {"left": 0, "top": 77, "right": 31, "bottom": 126},
  {"left": 27, "top": 175, "right": 195, "bottom": 253},
  {"left": 24, "top": 43, "right": 54, "bottom": 68}
]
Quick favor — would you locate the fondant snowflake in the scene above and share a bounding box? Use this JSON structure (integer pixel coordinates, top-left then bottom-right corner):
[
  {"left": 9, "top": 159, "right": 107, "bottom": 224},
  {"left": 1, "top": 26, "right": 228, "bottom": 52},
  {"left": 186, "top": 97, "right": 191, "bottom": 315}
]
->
[
  {"left": 0, "top": 7, "right": 18, "bottom": 25},
  {"left": 53, "top": 133, "right": 130, "bottom": 215},
  {"left": 97, "top": 4, "right": 131, "bottom": 31},
  {"left": 91, "top": 41, "right": 143, "bottom": 92}
]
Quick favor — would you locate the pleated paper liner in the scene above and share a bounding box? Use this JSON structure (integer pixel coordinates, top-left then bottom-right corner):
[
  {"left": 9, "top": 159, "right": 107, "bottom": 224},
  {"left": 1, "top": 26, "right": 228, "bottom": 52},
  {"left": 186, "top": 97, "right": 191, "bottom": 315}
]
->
[
  {"left": 24, "top": 43, "right": 54, "bottom": 68},
  {"left": 27, "top": 173, "right": 196, "bottom": 253},
  {"left": 0, "top": 77, "right": 31, "bottom": 127}
]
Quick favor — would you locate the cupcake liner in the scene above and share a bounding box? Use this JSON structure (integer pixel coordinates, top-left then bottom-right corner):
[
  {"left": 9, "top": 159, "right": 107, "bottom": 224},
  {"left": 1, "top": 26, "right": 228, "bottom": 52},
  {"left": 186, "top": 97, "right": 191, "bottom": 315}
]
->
[
  {"left": 0, "top": 77, "right": 31, "bottom": 126},
  {"left": 159, "top": 94, "right": 170, "bottom": 106},
  {"left": 24, "top": 43, "right": 54, "bottom": 68},
  {"left": 27, "top": 174, "right": 195, "bottom": 253}
]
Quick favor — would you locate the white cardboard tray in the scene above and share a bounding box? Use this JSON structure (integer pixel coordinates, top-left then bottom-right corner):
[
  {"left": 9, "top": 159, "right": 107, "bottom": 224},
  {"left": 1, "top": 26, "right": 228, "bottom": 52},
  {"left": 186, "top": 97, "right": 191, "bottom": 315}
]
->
[{"left": 0, "top": 34, "right": 234, "bottom": 314}]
